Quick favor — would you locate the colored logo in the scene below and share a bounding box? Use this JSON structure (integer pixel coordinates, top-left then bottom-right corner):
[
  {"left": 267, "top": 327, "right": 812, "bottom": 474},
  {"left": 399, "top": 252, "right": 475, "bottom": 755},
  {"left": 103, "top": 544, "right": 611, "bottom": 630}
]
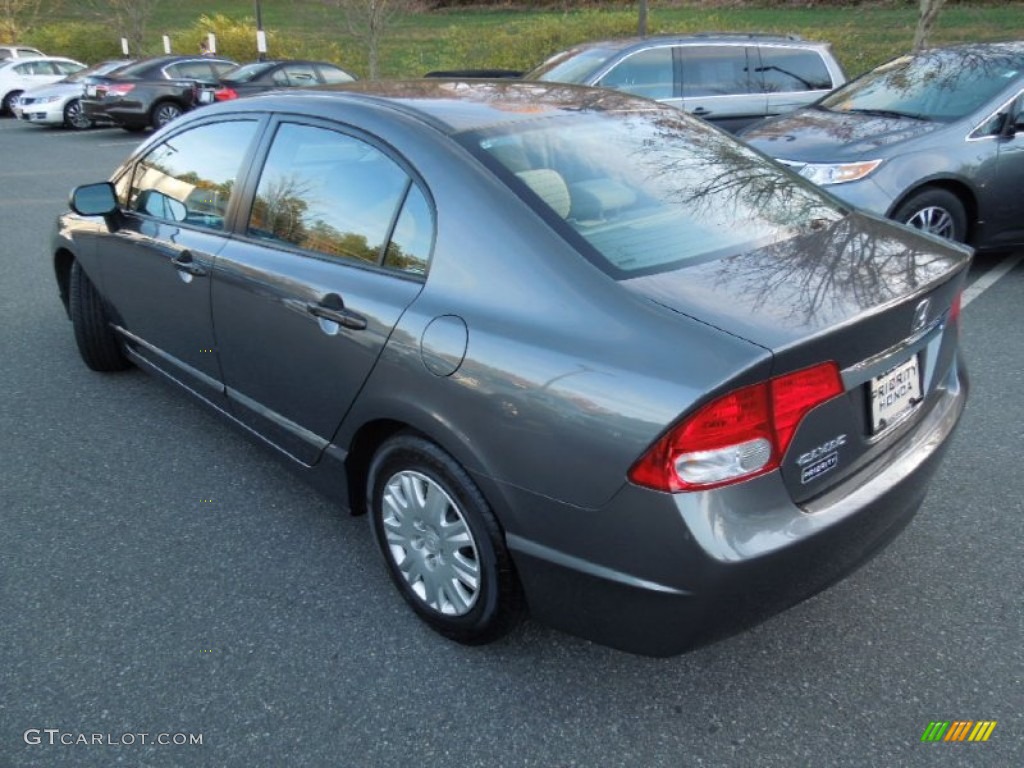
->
[{"left": 921, "top": 721, "right": 997, "bottom": 742}]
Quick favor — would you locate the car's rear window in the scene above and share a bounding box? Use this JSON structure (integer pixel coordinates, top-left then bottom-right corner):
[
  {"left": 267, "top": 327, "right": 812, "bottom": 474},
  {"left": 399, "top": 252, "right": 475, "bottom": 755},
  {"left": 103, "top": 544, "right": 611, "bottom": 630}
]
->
[{"left": 461, "top": 109, "right": 843, "bottom": 278}]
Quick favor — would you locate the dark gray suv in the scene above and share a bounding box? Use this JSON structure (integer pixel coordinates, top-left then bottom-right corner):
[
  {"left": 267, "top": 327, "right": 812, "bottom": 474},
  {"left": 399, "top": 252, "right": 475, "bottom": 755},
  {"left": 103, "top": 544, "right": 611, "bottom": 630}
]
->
[{"left": 527, "top": 33, "right": 846, "bottom": 132}]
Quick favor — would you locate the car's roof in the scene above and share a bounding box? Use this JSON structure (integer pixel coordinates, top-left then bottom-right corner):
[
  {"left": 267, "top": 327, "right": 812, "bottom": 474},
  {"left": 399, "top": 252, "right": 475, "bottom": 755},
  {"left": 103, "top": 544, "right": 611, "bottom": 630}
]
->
[
  {"left": 558, "top": 32, "right": 813, "bottom": 53},
  {"left": 0, "top": 55, "right": 81, "bottom": 68},
  {"left": 204, "top": 79, "right": 667, "bottom": 135}
]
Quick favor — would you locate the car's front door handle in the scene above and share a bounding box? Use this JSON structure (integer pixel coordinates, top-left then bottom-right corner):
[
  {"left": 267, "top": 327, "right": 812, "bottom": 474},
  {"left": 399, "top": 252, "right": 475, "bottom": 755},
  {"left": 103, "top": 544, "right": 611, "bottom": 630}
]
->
[
  {"left": 171, "top": 251, "right": 208, "bottom": 277},
  {"left": 306, "top": 295, "right": 367, "bottom": 331},
  {"left": 690, "top": 106, "right": 712, "bottom": 117}
]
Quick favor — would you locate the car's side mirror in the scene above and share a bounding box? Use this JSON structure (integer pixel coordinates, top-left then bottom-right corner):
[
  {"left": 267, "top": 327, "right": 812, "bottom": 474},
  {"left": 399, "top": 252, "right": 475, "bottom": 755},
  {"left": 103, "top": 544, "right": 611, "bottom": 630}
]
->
[{"left": 70, "top": 182, "right": 119, "bottom": 216}]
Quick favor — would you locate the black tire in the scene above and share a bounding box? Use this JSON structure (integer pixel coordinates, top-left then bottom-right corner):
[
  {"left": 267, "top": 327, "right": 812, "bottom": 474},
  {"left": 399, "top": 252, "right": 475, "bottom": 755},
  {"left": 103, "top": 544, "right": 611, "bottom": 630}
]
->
[
  {"left": 367, "top": 434, "right": 524, "bottom": 645},
  {"left": 891, "top": 188, "right": 968, "bottom": 243},
  {"left": 150, "top": 101, "right": 182, "bottom": 130},
  {"left": 69, "top": 261, "right": 130, "bottom": 372},
  {"left": 2, "top": 90, "right": 22, "bottom": 116},
  {"left": 63, "top": 98, "right": 91, "bottom": 130}
]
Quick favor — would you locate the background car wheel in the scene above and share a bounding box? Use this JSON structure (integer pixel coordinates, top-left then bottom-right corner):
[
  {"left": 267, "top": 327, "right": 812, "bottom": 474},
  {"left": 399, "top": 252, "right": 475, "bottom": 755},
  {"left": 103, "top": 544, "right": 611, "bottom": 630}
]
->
[
  {"left": 892, "top": 188, "right": 967, "bottom": 243},
  {"left": 2, "top": 90, "right": 22, "bottom": 116},
  {"left": 63, "top": 98, "right": 91, "bottom": 130},
  {"left": 150, "top": 102, "right": 182, "bottom": 129},
  {"left": 367, "top": 434, "right": 524, "bottom": 645},
  {"left": 69, "top": 261, "right": 130, "bottom": 372}
]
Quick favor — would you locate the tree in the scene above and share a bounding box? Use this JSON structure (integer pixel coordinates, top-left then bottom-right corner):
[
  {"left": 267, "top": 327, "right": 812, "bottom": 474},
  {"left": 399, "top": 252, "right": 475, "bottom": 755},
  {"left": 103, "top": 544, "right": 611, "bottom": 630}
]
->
[
  {"left": 913, "top": 0, "right": 947, "bottom": 51},
  {"left": 85, "top": 0, "right": 162, "bottom": 56},
  {"left": 334, "top": 0, "right": 412, "bottom": 80},
  {"left": 0, "top": 0, "right": 42, "bottom": 40}
]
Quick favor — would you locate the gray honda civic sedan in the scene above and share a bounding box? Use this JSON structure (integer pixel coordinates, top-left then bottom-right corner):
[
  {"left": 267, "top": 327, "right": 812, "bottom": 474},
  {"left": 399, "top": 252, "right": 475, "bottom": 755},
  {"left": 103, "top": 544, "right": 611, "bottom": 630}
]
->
[
  {"left": 53, "top": 81, "right": 969, "bottom": 656},
  {"left": 741, "top": 42, "right": 1024, "bottom": 249}
]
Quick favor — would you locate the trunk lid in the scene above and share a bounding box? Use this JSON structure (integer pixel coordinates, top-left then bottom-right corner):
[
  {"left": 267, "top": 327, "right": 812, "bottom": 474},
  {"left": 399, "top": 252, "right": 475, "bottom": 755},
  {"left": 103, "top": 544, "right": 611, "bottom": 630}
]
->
[{"left": 623, "top": 212, "right": 971, "bottom": 502}]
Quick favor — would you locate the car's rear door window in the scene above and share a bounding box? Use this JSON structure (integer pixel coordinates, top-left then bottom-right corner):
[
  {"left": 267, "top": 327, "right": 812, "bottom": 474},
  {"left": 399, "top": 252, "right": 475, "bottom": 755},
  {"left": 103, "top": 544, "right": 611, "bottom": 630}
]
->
[
  {"left": 247, "top": 122, "right": 430, "bottom": 273},
  {"left": 758, "top": 47, "right": 833, "bottom": 92},
  {"left": 273, "top": 63, "right": 318, "bottom": 85},
  {"left": 680, "top": 46, "right": 755, "bottom": 96},
  {"left": 127, "top": 120, "right": 259, "bottom": 230},
  {"left": 166, "top": 61, "right": 216, "bottom": 80}
]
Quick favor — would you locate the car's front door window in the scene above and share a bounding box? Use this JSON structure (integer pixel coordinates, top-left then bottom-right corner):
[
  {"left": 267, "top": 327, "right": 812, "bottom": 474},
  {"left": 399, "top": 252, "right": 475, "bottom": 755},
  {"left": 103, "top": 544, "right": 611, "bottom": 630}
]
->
[
  {"left": 129, "top": 120, "right": 259, "bottom": 231},
  {"left": 598, "top": 47, "right": 674, "bottom": 100}
]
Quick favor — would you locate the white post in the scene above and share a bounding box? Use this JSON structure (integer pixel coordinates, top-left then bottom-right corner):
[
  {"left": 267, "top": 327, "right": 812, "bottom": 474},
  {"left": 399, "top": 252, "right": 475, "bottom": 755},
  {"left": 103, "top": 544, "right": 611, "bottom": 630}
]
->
[
  {"left": 163, "top": 35, "right": 171, "bottom": 54},
  {"left": 256, "top": 30, "right": 267, "bottom": 57},
  {"left": 120, "top": 37, "right": 129, "bottom": 56},
  {"left": 207, "top": 33, "right": 217, "bottom": 55}
]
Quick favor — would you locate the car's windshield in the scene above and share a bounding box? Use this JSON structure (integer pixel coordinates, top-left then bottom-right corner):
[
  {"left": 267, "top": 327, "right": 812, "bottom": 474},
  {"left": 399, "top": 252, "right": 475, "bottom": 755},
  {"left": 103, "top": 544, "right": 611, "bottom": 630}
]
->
[
  {"left": 222, "top": 61, "right": 276, "bottom": 83},
  {"left": 528, "top": 46, "right": 620, "bottom": 83},
  {"left": 821, "top": 48, "right": 1024, "bottom": 122},
  {"left": 461, "top": 109, "right": 843, "bottom": 278}
]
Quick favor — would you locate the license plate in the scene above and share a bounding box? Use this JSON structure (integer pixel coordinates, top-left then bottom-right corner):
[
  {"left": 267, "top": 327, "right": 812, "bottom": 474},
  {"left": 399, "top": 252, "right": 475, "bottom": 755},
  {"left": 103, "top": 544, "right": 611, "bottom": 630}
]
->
[
  {"left": 869, "top": 354, "right": 922, "bottom": 433},
  {"left": 197, "top": 89, "right": 214, "bottom": 104},
  {"left": 85, "top": 85, "right": 97, "bottom": 97}
]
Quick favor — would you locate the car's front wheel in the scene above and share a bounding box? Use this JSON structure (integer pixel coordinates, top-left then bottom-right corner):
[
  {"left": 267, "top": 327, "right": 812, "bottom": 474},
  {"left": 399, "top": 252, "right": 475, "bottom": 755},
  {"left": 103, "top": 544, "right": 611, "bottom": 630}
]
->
[
  {"left": 150, "top": 101, "right": 183, "bottom": 130},
  {"left": 69, "top": 261, "right": 130, "bottom": 372},
  {"left": 2, "top": 89, "right": 22, "bottom": 116},
  {"left": 367, "top": 434, "right": 524, "bottom": 645},
  {"left": 892, "top": 188, "right": 967, "bottom": 243},
  {"left": 63, "top": 98, "right": 91, "bottom": 130}
]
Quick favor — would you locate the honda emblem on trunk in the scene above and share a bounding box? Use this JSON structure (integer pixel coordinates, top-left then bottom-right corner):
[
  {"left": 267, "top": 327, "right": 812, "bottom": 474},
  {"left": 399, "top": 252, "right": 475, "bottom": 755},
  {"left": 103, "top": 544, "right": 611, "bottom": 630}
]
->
[{"left": 912, "top": 298, "right": 931, "bottom": 333}]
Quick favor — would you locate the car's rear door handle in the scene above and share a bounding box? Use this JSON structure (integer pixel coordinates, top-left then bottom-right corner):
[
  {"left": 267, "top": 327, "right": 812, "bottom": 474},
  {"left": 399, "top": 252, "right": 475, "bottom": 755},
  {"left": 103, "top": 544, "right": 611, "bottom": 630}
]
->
[
  {"left": 171, "top": 251, "right": 208, "bottom": 277},
  {"left": 690, "top": 106, "right": 712, "bottom": 117},
  {"left": 306, "top": 294, "right": 367, "bottom": 331}
]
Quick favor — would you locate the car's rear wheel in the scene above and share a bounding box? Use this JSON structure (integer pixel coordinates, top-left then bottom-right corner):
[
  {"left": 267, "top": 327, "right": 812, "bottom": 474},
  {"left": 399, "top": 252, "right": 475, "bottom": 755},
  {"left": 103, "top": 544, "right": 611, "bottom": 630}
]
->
[
  {"left": 63, "top": 98, "right": 91, "bottom": 130},
  {"left": 367, "top": 434, "right": 524, "bottom": 645},
  {"left": 69, "top": 261, "right": 130, "bottom": 372},
  {"left": 892, "top": 188, "right": 967, "bottom": 243},
  {"left": 150, "top": 101, "right": 182, "bottom": 130},
  {"left": 2, "top": 89, "right": 22, "bottom": 116}
]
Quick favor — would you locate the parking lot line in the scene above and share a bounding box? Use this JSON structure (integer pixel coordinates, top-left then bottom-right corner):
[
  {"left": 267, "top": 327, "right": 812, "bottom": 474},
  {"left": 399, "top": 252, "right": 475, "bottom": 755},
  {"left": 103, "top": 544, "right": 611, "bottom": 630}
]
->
[{"left": 963, "top": 252, "right": 1023, "bottom": 308}]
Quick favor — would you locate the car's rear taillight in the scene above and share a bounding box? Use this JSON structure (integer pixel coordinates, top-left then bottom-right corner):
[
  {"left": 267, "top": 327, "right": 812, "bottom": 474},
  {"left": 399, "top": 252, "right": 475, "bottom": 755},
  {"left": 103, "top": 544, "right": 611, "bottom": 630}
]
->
[
  {"left": 949, "top": 290, "right": 962, "bottom": 325},
  {"left": 629, "top": 362, "right": 843, "bottom": 492},
  {"left": 215, "top": 87, "right": 238, "bottom": 101},
  {"left": 105, "top": 83, "right": 135, "bottom": 96}
]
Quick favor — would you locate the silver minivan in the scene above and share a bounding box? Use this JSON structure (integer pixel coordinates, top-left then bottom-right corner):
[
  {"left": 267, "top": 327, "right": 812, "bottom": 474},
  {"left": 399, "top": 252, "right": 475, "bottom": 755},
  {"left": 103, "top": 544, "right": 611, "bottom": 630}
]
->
[{"left": 528, "top": 33, "right": 846, "bottom": 133}]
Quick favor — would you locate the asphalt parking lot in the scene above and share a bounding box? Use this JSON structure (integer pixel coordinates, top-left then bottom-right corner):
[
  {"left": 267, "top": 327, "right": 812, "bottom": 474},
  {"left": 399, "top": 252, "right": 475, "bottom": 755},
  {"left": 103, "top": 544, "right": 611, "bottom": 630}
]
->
[{"left": 1, "top": 116, "right": 1021, "bottom": 768}]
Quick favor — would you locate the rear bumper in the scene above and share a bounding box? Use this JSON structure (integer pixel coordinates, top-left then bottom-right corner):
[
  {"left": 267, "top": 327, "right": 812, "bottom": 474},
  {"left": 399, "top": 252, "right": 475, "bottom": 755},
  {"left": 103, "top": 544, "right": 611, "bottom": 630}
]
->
[
  {"left": 504, "top": 358, "right": 967, "bottom": 656},
  {"left": 82, "top": 99, "right": 149, "bottom": 128}
]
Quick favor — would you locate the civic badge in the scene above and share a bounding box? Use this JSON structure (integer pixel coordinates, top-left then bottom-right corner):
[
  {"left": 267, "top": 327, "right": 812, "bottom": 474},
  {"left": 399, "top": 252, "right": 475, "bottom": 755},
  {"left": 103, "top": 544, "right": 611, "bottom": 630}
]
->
[{"left": 912, "top": 298, "right": 931, "bottom": 333}]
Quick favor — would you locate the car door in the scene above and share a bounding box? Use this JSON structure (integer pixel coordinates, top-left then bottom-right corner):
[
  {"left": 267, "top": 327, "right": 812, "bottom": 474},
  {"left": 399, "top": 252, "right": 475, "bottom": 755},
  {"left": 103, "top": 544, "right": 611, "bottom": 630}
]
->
[
  {"left": 594, "top": 46, "right": 680, "bottom": 108},
  {"left": 95, "top": 118, "right": 262, "bottom": 403},
  {"left": 988, "top": 93, "right": 1024, "bottom": 244},
  {"left": 678, "top": 45, "right": 766, "bottom": 132},
  {"left": 11, "top": 59, "right": 63, "bottom": 90},
  {"left": 211, "top": 119, "right": 433, "bottom": 464},
  {"left": 757, "top": 46, "right": 836, "bottom": 116}
]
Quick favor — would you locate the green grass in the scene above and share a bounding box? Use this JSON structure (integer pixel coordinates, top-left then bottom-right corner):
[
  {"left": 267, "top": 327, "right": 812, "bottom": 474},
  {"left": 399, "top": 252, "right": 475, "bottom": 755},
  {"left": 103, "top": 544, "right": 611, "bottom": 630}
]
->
[{"left": 28, "top": 1, "right": 1024, "bottom": 79}]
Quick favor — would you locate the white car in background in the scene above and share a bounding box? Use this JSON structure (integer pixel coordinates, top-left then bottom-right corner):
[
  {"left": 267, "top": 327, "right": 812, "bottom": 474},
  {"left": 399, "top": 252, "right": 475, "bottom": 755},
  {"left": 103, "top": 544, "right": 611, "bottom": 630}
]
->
[
  {"left": 0, "top": 56, "right": 85, "bottom": 115},
  {"left": 14, "top": 59, "right": 133, "bottom": 129},
  {"left": 0, "top": 45, "right": 43, "bottom": 61}
]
